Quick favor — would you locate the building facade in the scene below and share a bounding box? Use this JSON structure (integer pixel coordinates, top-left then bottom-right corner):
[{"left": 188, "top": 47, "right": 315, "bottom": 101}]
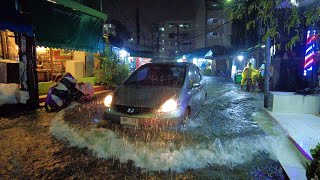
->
[
  {"left": 194, "top": 0, "right": 232, "bottom": 49},
  {"left": 153, "top": 21, "right": 193, "bottom": 59}
]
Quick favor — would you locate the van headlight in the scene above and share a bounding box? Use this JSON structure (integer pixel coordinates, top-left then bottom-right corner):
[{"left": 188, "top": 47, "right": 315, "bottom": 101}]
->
[
  {"left": 158, "top": 98, "right": 179, "bottom": 112},
  {"left": 104, "top": 94, "right": 113, "bottom": 107}
]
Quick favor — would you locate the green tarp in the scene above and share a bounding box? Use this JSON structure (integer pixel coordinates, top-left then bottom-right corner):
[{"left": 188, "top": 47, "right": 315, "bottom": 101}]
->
[{"left": 28, "top": 0, "right": 104, "bottom": 52}]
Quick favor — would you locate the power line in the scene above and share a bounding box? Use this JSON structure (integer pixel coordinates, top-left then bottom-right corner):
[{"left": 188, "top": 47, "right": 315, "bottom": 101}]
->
[
  {"left": 108, "top": 0, "right": 245, "bottom": 48},
  {"left": 109, "top": 0, "right": 154, "bottom": 46},
  {"left": 191, "top": 20, "right": 233, "bottom": 39}
]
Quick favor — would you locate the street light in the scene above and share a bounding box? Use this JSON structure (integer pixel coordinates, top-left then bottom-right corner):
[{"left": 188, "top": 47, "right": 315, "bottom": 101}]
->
[
  {"left": 193, "top": 58, "right": 198, "bottom": 64},
  {"left": 237, "top": 55, "right": 244, "bottom": 61},
  {"left": 119, "top": 49, "right": 129, "bottom": 59}
]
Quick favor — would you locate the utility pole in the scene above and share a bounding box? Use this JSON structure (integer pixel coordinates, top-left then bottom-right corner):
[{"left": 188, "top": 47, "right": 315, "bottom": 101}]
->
[
  {"left": 264, "top": 0, "right": 275, "bottom": 108},
  {"left": 205, "top": 0, "right": 208, "bottom": 47},
  {"left": 244, "top": 1, "right": 249, "bottom": 48},
  {"left": 177, "top": 25, "right": 180, "bottom": 52},
  {"left": 136, "top": 8, "right": 140, "bottom": 45},
  {"left": 100, "top": 0, "right": 102, "bottom": 12},
  {"left": 264, "top": 35, "right": 271, "bottom": 108},
  {"left": 189, "top": 33, "right": 192, "bottom": 49}
]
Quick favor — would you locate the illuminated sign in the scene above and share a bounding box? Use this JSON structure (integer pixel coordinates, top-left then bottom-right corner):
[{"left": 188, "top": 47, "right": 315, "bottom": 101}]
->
[{"left": 304, "top": 30, "right": 317, "bottom": 76}]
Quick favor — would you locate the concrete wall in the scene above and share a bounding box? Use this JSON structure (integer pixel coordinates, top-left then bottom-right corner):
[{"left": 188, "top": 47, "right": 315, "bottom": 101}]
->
[{"left": 268, "top": 91, "right": 320, "bottom": 114}]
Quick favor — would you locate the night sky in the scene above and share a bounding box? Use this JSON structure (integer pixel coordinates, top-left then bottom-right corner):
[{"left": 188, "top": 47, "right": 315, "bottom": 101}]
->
[{"left": 104, "top": 0, "right": 197, "bottom": 28}]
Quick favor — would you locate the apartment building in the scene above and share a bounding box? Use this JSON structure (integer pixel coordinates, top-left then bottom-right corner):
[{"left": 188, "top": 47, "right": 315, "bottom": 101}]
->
[
  {"left": 152, "top": 21, "right": 194, "bottom": 58},
  {"left": 194, "top": 0, "right": 232, "bottom": 49}
]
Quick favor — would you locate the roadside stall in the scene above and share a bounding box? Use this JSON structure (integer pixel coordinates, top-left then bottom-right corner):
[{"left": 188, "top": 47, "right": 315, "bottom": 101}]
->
[
  {"left": 0, "top": 0, "right": 34, "bottom": 107},
  {"left": 27, "top": 0, "right": 107, "bottom": 96}
]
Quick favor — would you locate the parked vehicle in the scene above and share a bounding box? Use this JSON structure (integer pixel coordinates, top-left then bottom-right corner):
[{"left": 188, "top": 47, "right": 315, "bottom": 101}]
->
[{"left": 104, "top": 62, "right": 207, "bottom": 128}]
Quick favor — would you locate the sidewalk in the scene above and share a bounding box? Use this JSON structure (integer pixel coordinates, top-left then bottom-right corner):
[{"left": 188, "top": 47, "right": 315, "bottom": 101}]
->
[
  {"left": 271, "top": 113, "right": 319, "bottom": 160},
  {"left": 263, "top": 109, "right": 319, "bottom": 161},
  {"left": 262, "top": 108, "right": 320, "bottom": 180}
]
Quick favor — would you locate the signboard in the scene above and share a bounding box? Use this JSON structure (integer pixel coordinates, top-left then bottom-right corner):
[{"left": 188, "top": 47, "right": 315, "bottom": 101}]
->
[{"left": 136, "top": 57, "right": 151, "bottom": 69}]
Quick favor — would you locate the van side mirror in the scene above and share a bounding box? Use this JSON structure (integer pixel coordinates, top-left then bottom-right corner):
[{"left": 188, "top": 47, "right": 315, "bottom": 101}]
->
[{"left": 192, "top": 82, "right": 200, "bottom": 88}]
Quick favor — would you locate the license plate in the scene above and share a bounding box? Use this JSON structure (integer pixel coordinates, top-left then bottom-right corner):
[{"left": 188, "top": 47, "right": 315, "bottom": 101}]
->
[{"left": 120, "top": 117, "right": 139, "bottom": 126}]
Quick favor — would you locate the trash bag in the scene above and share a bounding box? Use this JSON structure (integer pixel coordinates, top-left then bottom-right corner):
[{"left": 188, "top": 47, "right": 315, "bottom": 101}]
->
[
  {"left": 295, "top": 88, "right": 314, "bottom": 95},
  {"left": 44, "top": 73, "right": 84, "bottom": 111},
  {"left": 0, "top": 83, "right": 19, "bottom": 106},
  {"left": 77, "top": 82, "right": 94, "bottom": 99}
]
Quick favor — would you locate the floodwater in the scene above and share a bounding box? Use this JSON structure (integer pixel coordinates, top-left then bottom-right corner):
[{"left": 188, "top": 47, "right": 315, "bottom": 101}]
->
[{"left": 0, "top": 77, "right": 287, "bottom": 179}]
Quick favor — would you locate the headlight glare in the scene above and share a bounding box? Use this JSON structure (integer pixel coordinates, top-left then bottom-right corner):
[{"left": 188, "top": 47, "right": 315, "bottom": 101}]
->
[
  {"left": 158, "top": 98, "right": 179, "bottom": 112},
  {"left": 104, "top": 94, "right": 113, "bottom": 107}
]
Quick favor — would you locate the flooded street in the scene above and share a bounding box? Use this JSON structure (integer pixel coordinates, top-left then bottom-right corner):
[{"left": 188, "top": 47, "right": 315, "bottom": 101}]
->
[{"left": 0, "top": 77, "right": 287, "bottom": 179}]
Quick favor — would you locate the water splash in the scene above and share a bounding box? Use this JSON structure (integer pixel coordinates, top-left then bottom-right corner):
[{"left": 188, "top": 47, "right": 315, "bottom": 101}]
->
[{"left": 50, "top": 107, "right": 284, "bottom": 172}]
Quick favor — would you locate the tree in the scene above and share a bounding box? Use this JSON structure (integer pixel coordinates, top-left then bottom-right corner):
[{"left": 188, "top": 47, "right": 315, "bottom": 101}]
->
[
  {"left": 231, "top": 0, "right": 320, "bottom": 49},
  {"left": 306, "top": 143, "right": 320, "bottom": 180},
  {"left": 94, "top": 43, "right": 130, "bottom": 89}
]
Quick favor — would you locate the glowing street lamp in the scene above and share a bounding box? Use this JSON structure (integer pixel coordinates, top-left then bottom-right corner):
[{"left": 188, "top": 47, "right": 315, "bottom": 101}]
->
[
  {"left": 237, "top": 55, "right": 244, "bottom": 61},
  {"left": 119, "top": 49, "right": 129, "bottom": 59}
]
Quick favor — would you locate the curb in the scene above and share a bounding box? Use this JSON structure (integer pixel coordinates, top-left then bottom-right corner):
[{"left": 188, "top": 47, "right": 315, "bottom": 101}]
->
[{"left": 261, "top": 107, "right": 313, "bottom": 162}]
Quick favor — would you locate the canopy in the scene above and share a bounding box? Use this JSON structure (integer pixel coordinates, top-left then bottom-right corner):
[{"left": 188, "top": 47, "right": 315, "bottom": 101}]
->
[
  {"left": 124, "top": 47, "right": 154, "bottom": 58},
  {"left": 27, "top": 0, "right": 106, "bottom": 52},
  {"left": 177, "top": 45, "right": 232, "bottom": 60},
  {"left": 176, "top": 47, "right": 213, "bottom": 59}
]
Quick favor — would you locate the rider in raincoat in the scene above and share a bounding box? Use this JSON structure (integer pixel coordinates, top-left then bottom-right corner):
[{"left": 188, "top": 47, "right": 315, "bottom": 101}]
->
[{"left": 241, "top": 63, "right": 259, "bottom": 90}]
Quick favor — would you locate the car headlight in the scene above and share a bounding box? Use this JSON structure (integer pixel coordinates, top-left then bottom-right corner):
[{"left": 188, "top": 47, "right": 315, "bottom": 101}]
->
[
  {"left": 158, "top": 98, "right": 179, "bottom": 112},
  {"left": 104, "top": 94, "right": 113, "bottom": 107}
]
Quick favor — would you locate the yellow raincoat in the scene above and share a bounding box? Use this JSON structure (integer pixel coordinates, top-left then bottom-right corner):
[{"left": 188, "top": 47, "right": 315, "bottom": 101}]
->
[{"left": 241, "top": 64, "right": 259, "bottom": 86}]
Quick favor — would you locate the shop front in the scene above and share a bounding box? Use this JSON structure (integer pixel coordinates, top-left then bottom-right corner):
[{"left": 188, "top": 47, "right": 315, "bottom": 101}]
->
[
  {"left": 27, "top": 0, "right": 107, "bottom": 95},
  {"left": 0, "top": 0, "right": 36, "bottom": 107},
  {"left": 35, "top": 48, "right": 100, "bottom": 94},
  {"left": 1, "top": 0, "right": 107, "bottom": 108},
  {"left": 177, "top": 47, "right": 226, "bottom": 76},
  {"left": 35, "top": 48, "right": 98, "bottom": 81}
]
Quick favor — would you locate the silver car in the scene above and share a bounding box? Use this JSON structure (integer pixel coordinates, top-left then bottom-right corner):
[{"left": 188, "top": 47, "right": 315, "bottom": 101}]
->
[{"left": 103, "top": 62, "right": 207, "bottom": 127}]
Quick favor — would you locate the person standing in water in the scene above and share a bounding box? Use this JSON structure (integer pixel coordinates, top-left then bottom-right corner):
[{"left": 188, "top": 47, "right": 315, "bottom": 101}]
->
[{"left": 241, "top": 63, "right": 259, "bottom": 91}]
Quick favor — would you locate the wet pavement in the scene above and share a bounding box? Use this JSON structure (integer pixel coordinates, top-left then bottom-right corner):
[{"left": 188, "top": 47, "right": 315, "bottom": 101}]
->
[{"left": 0, "top": 77, "right": 287, "bottom": 179}]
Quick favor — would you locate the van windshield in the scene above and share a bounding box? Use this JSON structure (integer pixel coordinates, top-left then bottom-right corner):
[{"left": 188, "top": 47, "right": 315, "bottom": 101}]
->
[{"left": 124, "top": 64, "right": 186, "bottom": 87}]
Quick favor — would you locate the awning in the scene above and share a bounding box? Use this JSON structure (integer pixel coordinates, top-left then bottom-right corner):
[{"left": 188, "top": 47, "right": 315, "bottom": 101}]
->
[
  {"left": 124, "top": 47, "right": 154, "bottom": 58},
  {"left": 130, "top": 51, "right": 154, "bottom": 58},
  {"left": 27, "top": 0, "right": 106, "bottom": 52},
  {"left": 177, "top": 45, "right": 232, "bottom": 59},
  {"left": 0, "top": 0, "right": 33, "bottom": 35},
  {"left": 176, "top": 47, "right": 213, "bottom": 59}
]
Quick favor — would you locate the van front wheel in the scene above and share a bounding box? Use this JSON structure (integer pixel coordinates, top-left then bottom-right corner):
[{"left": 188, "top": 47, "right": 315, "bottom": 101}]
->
[{"left": 181, "top": 109, "right": 190, "bottom": 127}]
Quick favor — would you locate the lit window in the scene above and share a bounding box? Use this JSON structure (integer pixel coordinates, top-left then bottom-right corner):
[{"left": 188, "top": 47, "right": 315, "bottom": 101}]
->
[
  {"left": 207, "top": 32, "right": 218, "bottom": 39},
  {"left": 207, "top": 18, "right": 219, "bottom": 25}
]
